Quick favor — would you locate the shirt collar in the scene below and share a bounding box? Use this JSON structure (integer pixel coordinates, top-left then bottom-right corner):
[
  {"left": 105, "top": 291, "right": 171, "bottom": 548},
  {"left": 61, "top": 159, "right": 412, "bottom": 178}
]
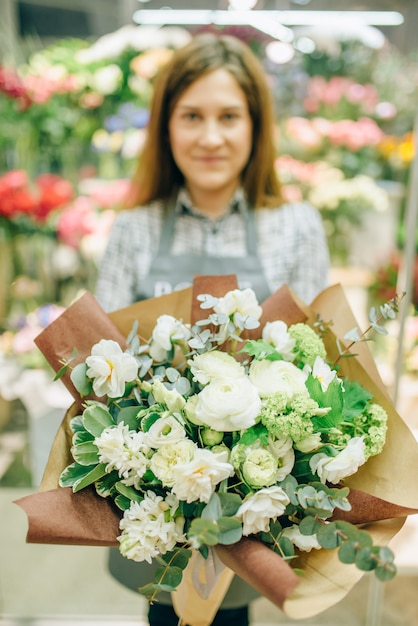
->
[{"left": 175, "top": 187, "right": 248, "bottom": 219}]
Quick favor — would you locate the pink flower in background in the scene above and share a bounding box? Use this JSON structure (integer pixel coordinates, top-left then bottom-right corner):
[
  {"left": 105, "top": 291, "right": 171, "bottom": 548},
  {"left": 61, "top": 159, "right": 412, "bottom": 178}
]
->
[
  {"left": 56, "top": 196, "right": 98, "bottom": 248},
  {"left": 78, "top": 178, "right": 130, "bottom": 208},
  {"left": 285, "top": 117, "right": 323, "bottom": 149}
]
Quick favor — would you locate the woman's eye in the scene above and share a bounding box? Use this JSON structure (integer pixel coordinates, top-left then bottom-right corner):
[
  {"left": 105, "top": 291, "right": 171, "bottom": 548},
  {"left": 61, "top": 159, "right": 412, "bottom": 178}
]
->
[
  {"left": 184, "top": 112, "right": 199, "bottom": 121},
  {"left": 222, "top": 112, "right": 238, "bottom": 121}
]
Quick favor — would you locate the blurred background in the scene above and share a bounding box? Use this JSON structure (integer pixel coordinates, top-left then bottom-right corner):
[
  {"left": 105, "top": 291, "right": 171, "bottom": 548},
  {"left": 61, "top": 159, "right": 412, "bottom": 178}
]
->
[{"left": 0, "top": 1, "right": 417, "bottom": 624}]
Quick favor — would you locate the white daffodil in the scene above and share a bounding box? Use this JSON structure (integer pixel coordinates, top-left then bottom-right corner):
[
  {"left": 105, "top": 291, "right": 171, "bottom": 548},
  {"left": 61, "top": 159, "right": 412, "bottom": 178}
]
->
[
  {"left": 149, "top": 314, "right": 188, "bottom": 362},
  {"left": 171, "top": 448, "right": 234, "bottom": 503},
  {"left": 262, "top": 320, "right": 296, "bottom": 361},
  {"left": 86, "top": 339, "right": 138, "bottom": 398},
  {"left": 308, "top": 356, "right": 338, "bottom": 391}
]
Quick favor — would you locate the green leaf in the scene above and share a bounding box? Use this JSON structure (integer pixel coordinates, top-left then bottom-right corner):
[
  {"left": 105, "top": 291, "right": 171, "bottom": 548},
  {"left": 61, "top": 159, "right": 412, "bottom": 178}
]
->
[
  {"left": 341, "top": 379, "right": 373, "bottom": 420},
  {"left": 116, "top": 405, "right": 141, "bottom": 429},
  {"left": 218, "top": 492, "right": 242, "bottom": 517},
  {"left": 202, "top": 493, "right": 222, "bottom": 521},
  {"left": 114, "top": 494, "right": 132, "bottom": 511},
  {"left": 241, "top": 340, "right": 281, "bottom": 360},
  {"left": 355, "top": 547, "right": 378, "bottom": 571},
  {"left": 72, "top": 429, "right": 95, "bottom": 445},
  {"left": 71, "top": 441, "right": 100, "bottom": 466},
  {"left": 115, "top": 481, "right": 144, "bottom": 503},
  {"left": 276, "top": 535, "right": 295, "bottom": 559},
  {"left": 73, "top": 463, "right": 107, "bottom": 492},
  {"left": 53, "top": 347, "right": 78, "bottom": 381},
  {"left": 141, "top": 410, "right": 164, "bottom": 432},
  {"left": 188, "top": 518, "right": 219, "bottom": 546},
  {"left": 338, "top": 540, "right": 358, "bottom": 564},
  {"left": 238, "top": 423, "right": 269, "bottom": 447},
  {"left": 69, "top": 414, "right": 85, "bottom": 433},
  {"left": 160, "top": 547, "right": 192, "bottom": 570},
  {"left": 82, "top": 403, "right": 115, "bottom": 437},
  {"left": 317, "top": 522, "right": 344, "bottom": 549},
  {"left": 299, "top": 515, "right": 321, "bottom": 536},
  {"left": 70, "top": 362, "right": 93, "bottom": 396},
  {"left": 309, "top": 378, "right": 344, "bottom": 429},
  {"left": 217, "top": 517, "right": 242, "bottom": 545},
  {"left": 95, "top": 471, "right": 119, "bottom": 498},
  {"left": 154, "top": 565, "right": 183, "bottom": 589}
]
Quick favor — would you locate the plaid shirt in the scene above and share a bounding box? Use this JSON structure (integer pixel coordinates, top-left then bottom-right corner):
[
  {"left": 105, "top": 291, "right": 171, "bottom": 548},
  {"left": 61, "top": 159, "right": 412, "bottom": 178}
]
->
[{"left": 95, "top": 189, "right": 330, "bottom": 312}]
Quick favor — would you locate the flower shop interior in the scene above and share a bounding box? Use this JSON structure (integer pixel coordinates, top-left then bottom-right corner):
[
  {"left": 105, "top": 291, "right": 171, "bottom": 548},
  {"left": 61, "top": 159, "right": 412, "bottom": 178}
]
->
[{"left": 1, "top": 0, "right": 418, "bottom": 625}]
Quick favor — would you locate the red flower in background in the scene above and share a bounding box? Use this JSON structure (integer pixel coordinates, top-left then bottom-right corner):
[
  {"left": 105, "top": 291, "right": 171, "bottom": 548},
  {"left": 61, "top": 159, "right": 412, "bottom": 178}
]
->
[{"left": 0, "top": 170, "right": 74, "bottom": 221}]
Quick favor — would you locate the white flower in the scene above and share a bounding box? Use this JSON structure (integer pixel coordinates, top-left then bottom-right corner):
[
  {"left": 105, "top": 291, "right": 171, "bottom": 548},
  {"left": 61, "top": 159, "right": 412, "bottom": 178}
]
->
[
  {"left": 149, "top": 315, "right": 188, "bottom": 362},
  {"left": 242, "top": 448, "right": 278, "bottom": 488},
  {"left": 267, "top": 436, "right": 295, "bottom": 481},
  {"left": 237, "top": 486, "right": 290, "bottom": 535},
  {"left": 150, "top": 379, "right": 186, "bottom": 412},
  {"left": 310, "top": 437, "right": 366, "bottom": 484},
  {"left": 86, "top": 339, "right": 138, "bottom": 398},
  {"left": 94, "top": 422, "right": 150, "bottom": 486},
  {"left": 171, "top": 448, "right": 234, "bottom": 503},
  {"left": 282, "top": 524, "right": 321, "bottom": 551},
  {"left": 118, "top": 491, "right": 185, "bottom": 563},
  {"left": 92, "top": 64, "right": 123, "bottom": 95},
  {"left": 307, "top": 356, "right": 338, "bottom": 391},
  {"left": 249, "top": 359, "right": 308, "bottom": 400},
  {"left": 147, "top": 415, "right": 187, "bottom": 448},
  {"left": 189, "top": 350, "right": 245, "bottom": 385},
  {"left": 295, "top": 432, "right": 322, "bottom": 453},
  {"left": 195, "top": 377, "right": 261, "bottom": 431},
  {"left": 214, "top": 288, "right": 262, "bottom": 322},
  {"left": 262, "top": 321, "right": 296, "bottom": 361},
  {"left": 150, "top": 439, "right": 196, "bottom": 487}
]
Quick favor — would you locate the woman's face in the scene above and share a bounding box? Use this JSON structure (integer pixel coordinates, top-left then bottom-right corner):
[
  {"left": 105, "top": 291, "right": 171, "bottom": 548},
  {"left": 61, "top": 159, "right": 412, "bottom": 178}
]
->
[{"left": 168, "top": 68, "right": 253, "bottom": 208}]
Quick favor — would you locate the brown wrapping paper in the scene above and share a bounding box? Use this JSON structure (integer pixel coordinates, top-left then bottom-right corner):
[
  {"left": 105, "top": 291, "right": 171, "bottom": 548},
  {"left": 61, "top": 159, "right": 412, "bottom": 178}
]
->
[{"left": 14, "top": 277, "right": 418, "bottom": 621}]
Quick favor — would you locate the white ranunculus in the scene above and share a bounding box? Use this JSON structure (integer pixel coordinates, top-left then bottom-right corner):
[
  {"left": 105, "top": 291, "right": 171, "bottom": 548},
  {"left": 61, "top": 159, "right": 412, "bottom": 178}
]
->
[
  {"left": 242, "top": 448, "right": 278, "bottom": 488},
  {"left": 92, "top": 64, "right": 123, "bottom": 95},
  {"left": 118, "top": 491, "right": 185, "bottom": 563},
  {"left": 189, "top": 350, "right": 245, "bottom": 385},
  {"left": 149, "top": 315, "right": 187, "bottom": 362},
  {"left": 249, "top": 359, "right": 308, "bottom": 400},
  {"left": 262, "top": 321, "right": 296, "bottom": 361},
  {"left": 184, "top": 394, "right": 203, "bottom": 425},
  {"left": 214, "top": 288, "right": 262, "bottom": 321},
  {"left": 310, "top": 437, "right": 366, "bottom": 484},
  {"left": 86, "top": 339, "right": 138, "bottom": 398},
  {"left": 147, "top": 415, "right": 186, "bottom": 448},
  {"left": 237, "top": 486, "right": 290, "bottom": 535},
  {"left": 282, "top": 524, "right": 321, "bottom": 551},
  {"left": 195, "top": 377, "right": 261, "bottom": 431},
  {"left": 150, "top": 379, "right": 186, "bottom": 412},
  {"left": 171, "top": 448, "right": 234, "bottom": 503},
  {"left": 150, "top": 439, "right": 196, "bottom": 487}
]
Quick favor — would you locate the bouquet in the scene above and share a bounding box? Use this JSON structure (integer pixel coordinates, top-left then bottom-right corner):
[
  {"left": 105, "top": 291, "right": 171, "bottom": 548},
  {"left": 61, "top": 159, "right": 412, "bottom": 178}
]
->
[{"left": 15, "top": 276, "right": 418, "bottom": 624}]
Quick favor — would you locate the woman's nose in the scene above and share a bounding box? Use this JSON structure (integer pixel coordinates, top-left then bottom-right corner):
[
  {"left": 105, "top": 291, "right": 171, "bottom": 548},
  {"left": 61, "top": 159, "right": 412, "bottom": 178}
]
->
[{"left": 198, "top": 120, "right": 224, "bottom": 146}]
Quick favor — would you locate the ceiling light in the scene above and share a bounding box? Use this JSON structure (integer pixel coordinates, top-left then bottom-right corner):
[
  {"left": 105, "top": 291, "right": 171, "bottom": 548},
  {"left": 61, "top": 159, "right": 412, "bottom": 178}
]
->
[
  {"left": 265, "top": 41, "right": 295, "bottom": 64},
  {"left": 229, "top": 0, "right": 258, "bottom": 9}
]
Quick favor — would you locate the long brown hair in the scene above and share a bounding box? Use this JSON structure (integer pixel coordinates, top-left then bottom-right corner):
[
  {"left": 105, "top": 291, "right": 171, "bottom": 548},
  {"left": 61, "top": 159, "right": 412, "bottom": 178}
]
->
[{"left": 126, "top": 32, "right": 282, "bottom": 209}]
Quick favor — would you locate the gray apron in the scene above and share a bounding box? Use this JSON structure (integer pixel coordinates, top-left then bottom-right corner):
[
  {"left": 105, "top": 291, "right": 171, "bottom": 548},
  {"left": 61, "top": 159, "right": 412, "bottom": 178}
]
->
[{"left": 109, "top": 201, "right": 269, "bottom": 608}]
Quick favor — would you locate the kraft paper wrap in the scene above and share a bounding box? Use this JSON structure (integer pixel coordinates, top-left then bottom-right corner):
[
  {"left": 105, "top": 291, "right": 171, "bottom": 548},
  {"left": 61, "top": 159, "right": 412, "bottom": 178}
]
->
[{"left": 14, "top": 276, "right": 418, "bottom": 623}]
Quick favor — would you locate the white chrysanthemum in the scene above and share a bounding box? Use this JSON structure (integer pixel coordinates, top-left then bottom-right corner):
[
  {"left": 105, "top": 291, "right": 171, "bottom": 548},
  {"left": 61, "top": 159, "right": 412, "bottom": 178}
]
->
[
  {"left": 94, "top": 422, "right": 150, "bottom": 487},
  {"left": 249, "top": 359, "right": 308, "bottom": 400},
  {"left": 195, "top": 377, "right": 261, "bottom": 432},
  {"left": 118, "top": 491, "right": 185, "bottom": 563},
  {"left": 150, "top": 439, "right": 196, "bottom": 487},
  {"left": 147, "top": 415, "right": 187, "bottom": 448},
  {"left": 237, "top": 486, "right": 290, "bottom": 535},
  {"left": 189, "top": 351, "right": 245, "bottom": 385},
  {"left": 310, "top": 437, "right": 366, "bottom": 484},
  {"left": 171, "top": 448, "right": 234, "bottom": 503},
  {"left": 86, "top": 339, "right": 138, "bottom": 398},
  {"left": 282, "top": 524, "right": 321, "bottom": 552},
  {"left": 149, "top": 315, "right": 188, "bottom": 362},
  {"left": 262, "top": 321, "right": 296, "bottom": 361}
]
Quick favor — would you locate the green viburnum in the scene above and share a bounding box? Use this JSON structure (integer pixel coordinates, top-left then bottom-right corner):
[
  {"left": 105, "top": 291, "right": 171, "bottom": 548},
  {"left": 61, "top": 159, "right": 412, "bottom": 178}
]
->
[
  {"left": 260, "top": 393, "right": 320, "bottom": 443},
  {"left": 327, "top": 403, "right": 388, "bottom": 460},
  {"left": 288, "top": 323, "right": 327, "bottom": 367}
]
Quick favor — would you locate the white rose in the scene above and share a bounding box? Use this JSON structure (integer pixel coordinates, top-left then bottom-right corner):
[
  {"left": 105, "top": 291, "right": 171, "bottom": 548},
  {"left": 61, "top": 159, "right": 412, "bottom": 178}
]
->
[
  {"left": 86, "top": 339, "right": 138, "bottom": 398},
  {"left": 149, "top": 314, "right": 188, "bottom": 362},
  {"left": 237, "top": 486, "right": 290, "bottom": 535},
  {"left": 310, "top": 437, "right": 366, "bottom": 484},
  {"left": 195, "top": 377, "right": 261, "bottom": 431},
  {"left": 249, "top": 359, "right": 308, "bottom": 400},
  {"left": 150, "top": 439, "right": 196, "bottom": 487},
  {"left": 242, "top": 449, "right": 278, "bottom": 488},
  {"left": 189, "top": 350, "right": 245, "bottom": 385},
  {"left": 147, "top": 415, "right": 186, "bottom": 448},
  {"left": 214, "top": 288, "right": 262, "bottom": 321},
  {"left": 150, "top": 379, "right": 186, "bottom": 412},
  {"left": 282, "top": 524, "right": 321, "bottom": 551},
  {"left": 171, "top": 448, "right": 234, "bottom": 503},
  {"left": 267, "top": 436, "right": 295, "bottom": 481},
  {"left": 262, "top": 321, "right": 296, "bottom": 361}
]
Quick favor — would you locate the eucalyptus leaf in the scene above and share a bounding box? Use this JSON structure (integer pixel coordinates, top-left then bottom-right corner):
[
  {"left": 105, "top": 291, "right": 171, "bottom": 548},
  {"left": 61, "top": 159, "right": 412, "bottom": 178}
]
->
[
  {"left": 70, "top": 362, "right": 93, "bottom": 397},
  {"left": 116, "top": 405, "right": 141, "bottom": 429},
  {"left": 218, "top": 492, "right": 242, "bottom": 516},
  {"left": 202, "top": 493, "right": 222, "bottom": 521}
]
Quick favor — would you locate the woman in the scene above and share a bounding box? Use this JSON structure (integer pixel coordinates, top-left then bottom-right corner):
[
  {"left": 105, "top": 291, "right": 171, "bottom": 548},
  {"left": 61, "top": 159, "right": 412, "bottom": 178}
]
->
[{"left": 96, "top": 32, "right": 329, "bottom": 626}]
